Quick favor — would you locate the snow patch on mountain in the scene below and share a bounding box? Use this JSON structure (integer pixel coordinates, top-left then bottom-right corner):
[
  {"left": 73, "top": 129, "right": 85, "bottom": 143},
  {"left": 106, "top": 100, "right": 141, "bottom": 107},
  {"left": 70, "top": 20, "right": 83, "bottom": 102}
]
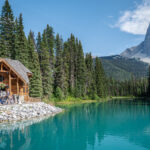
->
[{"left": 121, "top": 24, "right": 150, "bottom": 64}]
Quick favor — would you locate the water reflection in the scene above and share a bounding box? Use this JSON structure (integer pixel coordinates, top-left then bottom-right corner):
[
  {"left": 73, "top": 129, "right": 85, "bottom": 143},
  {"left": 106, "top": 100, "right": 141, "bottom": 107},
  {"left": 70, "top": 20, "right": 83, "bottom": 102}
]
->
[{"left": 1, "top": 99, "right": 150, "bottom": 150}]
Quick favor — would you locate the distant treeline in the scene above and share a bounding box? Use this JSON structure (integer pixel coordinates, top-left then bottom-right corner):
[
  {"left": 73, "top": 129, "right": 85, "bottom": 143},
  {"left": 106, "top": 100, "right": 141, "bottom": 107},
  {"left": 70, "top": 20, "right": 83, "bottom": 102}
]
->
[
  {"left": 0, "top": 0, "right": 149, "bottom": 100},
  {"left": 107, "top": 77, "right": 148, "bottom": 97}
]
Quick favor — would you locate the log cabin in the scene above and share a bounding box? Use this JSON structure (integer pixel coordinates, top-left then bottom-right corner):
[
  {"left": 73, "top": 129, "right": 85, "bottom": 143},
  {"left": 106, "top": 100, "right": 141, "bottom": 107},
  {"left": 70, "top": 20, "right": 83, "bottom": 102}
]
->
[{"left": 0, "top": 58, "right": 32, "bottom": 101}]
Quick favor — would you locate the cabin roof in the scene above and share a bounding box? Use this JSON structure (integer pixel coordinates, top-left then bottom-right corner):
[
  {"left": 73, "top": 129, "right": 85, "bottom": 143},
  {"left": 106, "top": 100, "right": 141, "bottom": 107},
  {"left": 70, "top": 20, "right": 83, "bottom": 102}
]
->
[{"left": 1, "top": 58, "right": 32, "bottom": 84}]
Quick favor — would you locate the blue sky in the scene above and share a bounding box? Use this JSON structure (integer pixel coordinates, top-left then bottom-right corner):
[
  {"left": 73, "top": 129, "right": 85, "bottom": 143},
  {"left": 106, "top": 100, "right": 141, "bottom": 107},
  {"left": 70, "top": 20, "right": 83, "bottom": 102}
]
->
[{"left": 0, "top": 0, "right": 149, "bottom": 56}]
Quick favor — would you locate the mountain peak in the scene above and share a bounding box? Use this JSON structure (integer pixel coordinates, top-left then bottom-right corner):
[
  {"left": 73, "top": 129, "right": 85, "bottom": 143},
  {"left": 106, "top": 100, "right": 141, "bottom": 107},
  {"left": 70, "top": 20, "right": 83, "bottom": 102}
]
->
[
  {"left": 121, "top": 24, "right": 150, "bottom": 64},
  {"left": 143, "top": 23, "right": 150, "bottom": 55},
  {"left": 146, "top": 23, "right": 150, "bottom": 36}
]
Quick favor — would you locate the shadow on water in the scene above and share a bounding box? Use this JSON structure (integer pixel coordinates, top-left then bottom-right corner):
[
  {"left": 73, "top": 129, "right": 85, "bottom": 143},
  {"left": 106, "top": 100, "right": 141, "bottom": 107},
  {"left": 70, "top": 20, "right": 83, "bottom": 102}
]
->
[{"left": 1, "top": 99, "right": 150, "bottom": 150}]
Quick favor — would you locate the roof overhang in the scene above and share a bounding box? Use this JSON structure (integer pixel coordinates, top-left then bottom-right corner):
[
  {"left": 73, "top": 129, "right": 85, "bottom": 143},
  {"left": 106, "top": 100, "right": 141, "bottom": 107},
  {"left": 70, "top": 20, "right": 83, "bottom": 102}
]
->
[{"left": 0, "top": 58, "right": 28, "bottom": 84}]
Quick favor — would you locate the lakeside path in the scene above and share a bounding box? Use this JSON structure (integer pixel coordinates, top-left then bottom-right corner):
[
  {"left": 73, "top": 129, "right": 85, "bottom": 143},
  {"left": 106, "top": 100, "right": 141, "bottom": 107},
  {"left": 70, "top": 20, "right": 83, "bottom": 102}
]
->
[{"left": 0, "top": 102, "right": 62, "bottom": 124}]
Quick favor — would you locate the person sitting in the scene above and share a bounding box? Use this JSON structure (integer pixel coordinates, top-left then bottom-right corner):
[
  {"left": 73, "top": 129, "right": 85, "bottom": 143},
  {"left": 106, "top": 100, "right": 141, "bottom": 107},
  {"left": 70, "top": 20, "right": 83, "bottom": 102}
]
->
[
  {"left": 2, "top": 91, "right": 6, "bottom": 97},
  {"left": 5, "top": 89, "right": 10, "bottom": 104},
  {"left": 9, "top": 96, "right": 14, "bottom": 104},
  {"left": 6, "top": 89, "right": 10, "bottom": 97}
]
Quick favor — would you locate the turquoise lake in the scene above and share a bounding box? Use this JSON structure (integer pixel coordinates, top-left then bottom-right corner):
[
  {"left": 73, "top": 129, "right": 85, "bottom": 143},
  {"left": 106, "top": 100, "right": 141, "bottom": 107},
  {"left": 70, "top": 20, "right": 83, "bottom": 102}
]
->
[{"left": 1, "top": 99, "right": 150, "bottom": 150}]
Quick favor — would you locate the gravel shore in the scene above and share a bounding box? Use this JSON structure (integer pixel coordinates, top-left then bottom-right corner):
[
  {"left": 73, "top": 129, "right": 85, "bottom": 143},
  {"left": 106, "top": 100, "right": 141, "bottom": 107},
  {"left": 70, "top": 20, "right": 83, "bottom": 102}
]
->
[{"left": 0, "top": 102, "right": 62, "bottom": 123}]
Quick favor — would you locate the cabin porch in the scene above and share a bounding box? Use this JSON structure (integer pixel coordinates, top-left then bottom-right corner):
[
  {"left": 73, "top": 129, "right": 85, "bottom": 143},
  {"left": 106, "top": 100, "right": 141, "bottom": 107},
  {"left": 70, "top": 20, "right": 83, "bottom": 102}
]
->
[{"left": 0, "top": 61, "right": 29, "bottom": 104}]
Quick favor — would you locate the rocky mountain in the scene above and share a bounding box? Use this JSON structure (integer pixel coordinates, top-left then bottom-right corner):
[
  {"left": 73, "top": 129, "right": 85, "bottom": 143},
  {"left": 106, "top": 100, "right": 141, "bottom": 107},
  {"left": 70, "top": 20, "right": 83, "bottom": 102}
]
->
[
  {"left": 100, "top": 55, "right": 149, "bottom": 81},
  {"left": 99, "top": 24, "right": 150, "bottom": 80},
  {"left": 121, "top": 24, "right": 150, "bottom": 64}
]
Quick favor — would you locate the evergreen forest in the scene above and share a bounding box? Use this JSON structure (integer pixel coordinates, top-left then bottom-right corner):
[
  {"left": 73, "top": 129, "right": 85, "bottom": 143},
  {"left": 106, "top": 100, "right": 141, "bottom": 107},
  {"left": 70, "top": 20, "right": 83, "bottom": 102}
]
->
[{"left": 0, "top": 0, "right": 149, "bottom": 101}]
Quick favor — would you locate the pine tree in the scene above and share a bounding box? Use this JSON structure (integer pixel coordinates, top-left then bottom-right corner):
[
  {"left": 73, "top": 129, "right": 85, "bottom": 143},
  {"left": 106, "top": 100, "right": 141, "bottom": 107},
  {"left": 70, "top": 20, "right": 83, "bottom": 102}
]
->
[
  {"left": 45, "top": 25, "right": 55, "bottom": 90},
  {"left": 85, "top": 53, "right": 96, "bottom": 99},
  {"left": 63, "top": 34, "right": 87, "bottom": 98},
  {"left": 15, "top": 14, "right": 28, "bottom": 67},
  {"left": 62, "top": 42, "right": 70, "bottom": 96},
  {"left": 74, "top": 38, "right": 78, "bottom": 96},
  {"left": 27, "top": 31, "right": 43, "bottom": 98},
  {"left": 36, "top": 32, "right": 42, "bottom": 63},
  {"left": 95, "top": 57, "right": 106, "bottom": 97},
  {"left": 0, "top": 0, "right": 14, "bottom": 58},
  {"left": 45, "top": 25, "right": 55, "bottom": 69},
  {"left": 54, "top": 34, "right": 64, "bottom": 97},
  {"left": 75, "top": 40, "right": 86, "bottom": 97},
  {"left": 11, "top": 18, "right": 19, "bottom": 59},
  {"left": 40, "top": 30, "right": 53, "bottom": 97},
  {"left": 67, "top": 34, "right": 76, "bottom": 94}
]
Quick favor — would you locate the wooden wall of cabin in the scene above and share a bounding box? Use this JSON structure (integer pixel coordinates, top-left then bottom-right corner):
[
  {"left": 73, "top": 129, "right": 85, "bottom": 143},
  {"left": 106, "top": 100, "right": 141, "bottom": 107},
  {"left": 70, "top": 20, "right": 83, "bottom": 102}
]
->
[
  {"left": 11, "top": 79, "right": 29, "bottom": 100},
  {"left": 22, "top": 84, "right": 29, "bottom": 101},
  {"left": 0, "top": 61, "right": 29, "bottom": 101}
]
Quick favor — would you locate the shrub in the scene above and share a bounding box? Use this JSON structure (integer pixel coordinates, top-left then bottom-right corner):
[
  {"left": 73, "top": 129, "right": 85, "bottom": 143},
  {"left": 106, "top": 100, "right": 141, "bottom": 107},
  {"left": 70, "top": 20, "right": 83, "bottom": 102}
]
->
[{"left": 55, "top": 87, "right": 64, "bottom": 100}]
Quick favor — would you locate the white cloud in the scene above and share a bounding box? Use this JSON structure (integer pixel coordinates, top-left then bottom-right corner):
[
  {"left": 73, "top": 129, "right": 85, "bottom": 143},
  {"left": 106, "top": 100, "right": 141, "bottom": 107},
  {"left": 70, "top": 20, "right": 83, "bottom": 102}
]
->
[{"left": 116, "top": 0, "right": 150, "bottom": 35}]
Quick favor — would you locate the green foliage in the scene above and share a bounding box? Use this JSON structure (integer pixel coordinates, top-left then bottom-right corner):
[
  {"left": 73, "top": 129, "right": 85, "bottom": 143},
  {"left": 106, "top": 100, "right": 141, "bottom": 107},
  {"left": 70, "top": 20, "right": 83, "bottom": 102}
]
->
[
  {"left": 95, "top": 57, "right": 106, "bottom": 97},
  {"left": 62, "top": 42, "right": 69, "bottom": 95},
  {"left": 0, "top": 83, "right": 6, "bottom": 90},
  {"left": 91, "top": 94, "right": 100, "bottom": 100},
  {"left": 55, "top": 87, "right": 64, "bottom": 100},
  {"left": 101, "top": 55, "right": 149, "bottom": 81},
  {"left": 107, "top": 77, "right": 148, "bottom": 97},
  {"left": 54, "top": 34, "right": 64, "bottom": 93},
  {"left": 76, "top": 40, "right": 86, "bottom": 97},
  {"left": 85, "top": 53, "right": 96, "bottom": 99},
  {"left": 15, "top": 14, "right": 28, "bottom": 67},
  {"left": 40, "top": 30, "right": 53, "bottom": 97},
  {"left": 66, "top": 34, "right": 77, "bottom": 94},
  {"left": 0, "top": 0, "right": 14, "bottom": 58},
  {"left": 36, "top": 32, "right": 42, "bottom": 63},
  {"left": 27, "top": 31, "right": 43, "bottom": 98},
  {"left": 64, "top": 34, "right": 87, "bottom": 98},
  {"left": 0, "top": 1, "right": 148, "bottom": 101},
  {"left": 45, "top": 25, "right": 55, "bottom": 70}
]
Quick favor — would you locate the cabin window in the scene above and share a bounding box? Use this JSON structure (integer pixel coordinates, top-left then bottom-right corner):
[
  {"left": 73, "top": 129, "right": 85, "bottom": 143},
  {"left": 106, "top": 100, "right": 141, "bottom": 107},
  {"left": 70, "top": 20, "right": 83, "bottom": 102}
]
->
[
  {"left": 3, "top": 66, "right": 7, "bottom": 71},
  {"left": 0, "top": 75, "right": 4, "bottom": 82},
  {"left": 26, "top": 88, "right": 28, "bottom": 93}
]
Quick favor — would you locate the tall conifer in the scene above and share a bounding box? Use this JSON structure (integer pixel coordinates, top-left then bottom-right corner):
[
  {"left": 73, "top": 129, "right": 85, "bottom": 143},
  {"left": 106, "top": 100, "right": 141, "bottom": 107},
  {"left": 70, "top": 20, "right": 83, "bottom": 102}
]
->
[
  {"left": 62, "top": 42, "right": 70, "bottom": 96},
  {"left": 15, "top": 14, "right": 28, "bottom": 67},
  {"left": 36, "top": 32, "right": 42, "bottom": 63},
  {"left": 28, "top": 31, "right": 43, "bottom": 98},
  {"left": 68, "top": 34, "right": 76, "bottom": 94},
  {"left": 12, "top": 18, "right": 19, "bottom": 59},
  {"left": 85, "top": 53, "right": 96, "bottom": 99},
  {"left": 45, "top": 25, "right": 55, "bottom": 69},
  {"left": 0, "top": 0, "right": 14, "bottom": 58},
  {"left": 40, "top": 30, "right": 53, "bottom": 97},
  {"left": 75, "top": 40, "right": 86, "bottom": 97},
  {"left": 54, "top": 34, "right": 64, "bottom": 97},
  {"left": 95, "top": 57, "right": 106, "bottom": 97}
]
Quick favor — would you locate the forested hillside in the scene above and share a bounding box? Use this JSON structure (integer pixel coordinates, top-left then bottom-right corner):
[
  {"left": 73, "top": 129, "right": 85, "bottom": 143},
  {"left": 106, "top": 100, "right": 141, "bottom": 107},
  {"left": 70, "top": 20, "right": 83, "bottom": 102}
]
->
[{"left": 101, "top": 55, "right": 149, "bottom": 81}]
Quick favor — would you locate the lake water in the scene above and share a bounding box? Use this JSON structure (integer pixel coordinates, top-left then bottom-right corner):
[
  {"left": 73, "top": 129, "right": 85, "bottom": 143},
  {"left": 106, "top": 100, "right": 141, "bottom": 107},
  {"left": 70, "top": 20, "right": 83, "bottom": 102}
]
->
[{"left": 1, "top": 99, "right": 150, "bottom": 150}]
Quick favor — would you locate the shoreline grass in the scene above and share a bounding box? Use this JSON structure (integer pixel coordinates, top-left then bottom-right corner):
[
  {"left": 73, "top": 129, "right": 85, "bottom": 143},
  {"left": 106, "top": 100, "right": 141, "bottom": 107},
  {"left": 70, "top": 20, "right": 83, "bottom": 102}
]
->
[{"left": 43, "top": 96, "right": 143, "bottom": 107}]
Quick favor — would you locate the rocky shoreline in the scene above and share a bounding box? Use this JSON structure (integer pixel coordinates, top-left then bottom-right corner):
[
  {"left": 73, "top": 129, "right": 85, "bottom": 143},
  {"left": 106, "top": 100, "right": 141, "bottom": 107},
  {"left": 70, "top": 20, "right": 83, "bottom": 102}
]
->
[{"left": 0, "top": 102, "right": 62, "bottom": 123}]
